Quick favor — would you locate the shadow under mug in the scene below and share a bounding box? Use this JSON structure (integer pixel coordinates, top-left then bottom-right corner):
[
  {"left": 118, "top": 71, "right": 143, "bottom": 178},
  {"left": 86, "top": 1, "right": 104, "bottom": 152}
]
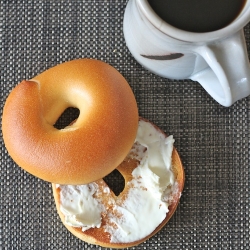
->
[{"left": 123, "top": 0, "right": 250, "bottom": 106}]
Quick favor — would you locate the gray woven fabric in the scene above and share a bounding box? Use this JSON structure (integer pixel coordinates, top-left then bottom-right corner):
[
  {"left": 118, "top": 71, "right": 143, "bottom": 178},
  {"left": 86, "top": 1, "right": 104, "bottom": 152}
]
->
[{"left": 0, "top": 1, "right": 249, "bottom": 249}]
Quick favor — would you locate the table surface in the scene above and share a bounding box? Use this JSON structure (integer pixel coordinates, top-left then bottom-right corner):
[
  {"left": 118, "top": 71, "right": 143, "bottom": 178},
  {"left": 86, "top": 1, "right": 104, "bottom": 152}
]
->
[{"left": 0, "top": 1, "right": 249, "bottom": 250}]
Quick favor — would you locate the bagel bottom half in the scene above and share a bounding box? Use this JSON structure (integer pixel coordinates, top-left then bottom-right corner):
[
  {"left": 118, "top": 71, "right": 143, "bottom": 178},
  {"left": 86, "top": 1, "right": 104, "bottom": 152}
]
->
[{"left": 52, "top": 118, "right": 185, "bottom": 248}]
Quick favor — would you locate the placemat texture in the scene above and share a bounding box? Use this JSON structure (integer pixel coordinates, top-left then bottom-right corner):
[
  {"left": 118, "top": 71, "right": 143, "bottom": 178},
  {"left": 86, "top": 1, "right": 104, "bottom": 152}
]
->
[{"left": 0, "top": 1, "right": 249, "bottom": 249}]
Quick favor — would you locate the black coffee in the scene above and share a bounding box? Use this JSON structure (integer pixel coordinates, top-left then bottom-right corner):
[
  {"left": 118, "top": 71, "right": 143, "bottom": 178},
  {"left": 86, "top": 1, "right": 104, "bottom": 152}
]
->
[{"left": 148, "top": 0, "right": 247, "bottom": 33}]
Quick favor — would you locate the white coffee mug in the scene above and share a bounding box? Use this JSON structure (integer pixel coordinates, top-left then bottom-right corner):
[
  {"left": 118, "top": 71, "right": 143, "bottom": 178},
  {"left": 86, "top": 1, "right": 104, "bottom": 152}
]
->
[{"left": 123, "top": 0, "right": 250, "bottom": 106}]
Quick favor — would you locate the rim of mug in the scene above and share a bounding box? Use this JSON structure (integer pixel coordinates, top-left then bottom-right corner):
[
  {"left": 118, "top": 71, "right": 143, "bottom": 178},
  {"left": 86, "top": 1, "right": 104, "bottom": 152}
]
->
[{"left": 138, "top": 0, "right": 250, "bottom": 43}]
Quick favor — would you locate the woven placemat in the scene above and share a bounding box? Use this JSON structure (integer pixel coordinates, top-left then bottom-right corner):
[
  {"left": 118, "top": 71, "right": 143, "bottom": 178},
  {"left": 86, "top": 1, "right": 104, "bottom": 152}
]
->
[{"left": 0, "top": 1, "right": 249, "bottom": 249}]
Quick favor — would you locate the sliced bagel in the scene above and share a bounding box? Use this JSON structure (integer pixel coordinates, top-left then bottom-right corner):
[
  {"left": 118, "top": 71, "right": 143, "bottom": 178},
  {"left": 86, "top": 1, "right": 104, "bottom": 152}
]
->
[{"left": 52, "top": 118, "right": 185, "bottom": 248}]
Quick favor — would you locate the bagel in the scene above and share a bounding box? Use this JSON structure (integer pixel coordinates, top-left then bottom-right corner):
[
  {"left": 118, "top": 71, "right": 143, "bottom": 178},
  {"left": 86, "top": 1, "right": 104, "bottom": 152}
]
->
[
  {"left": 52, "top": 118, "right": 185, "bottom": 248},
  {"left": 2, "top": 59, "right": 138, "bottom": 184}
]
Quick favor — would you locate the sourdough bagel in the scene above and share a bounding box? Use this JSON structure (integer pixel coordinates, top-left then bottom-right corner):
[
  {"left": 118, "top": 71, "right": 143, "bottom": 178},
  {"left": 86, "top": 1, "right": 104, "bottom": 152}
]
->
[
  {"left": 2, "top": 59, "right": 138, "bottom": 184},
  {"left": 52, "top": 118, "right": 185, "bottom": 248}
]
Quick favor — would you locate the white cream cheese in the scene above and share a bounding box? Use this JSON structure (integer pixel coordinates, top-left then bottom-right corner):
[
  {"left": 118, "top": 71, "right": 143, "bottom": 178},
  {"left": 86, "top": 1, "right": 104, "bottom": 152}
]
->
[
  {"left": 58, "top": 183, "right": 104, "bottom": 231},
  {"left": 57, "top": 119, "right": 178, "bottom": 243}
]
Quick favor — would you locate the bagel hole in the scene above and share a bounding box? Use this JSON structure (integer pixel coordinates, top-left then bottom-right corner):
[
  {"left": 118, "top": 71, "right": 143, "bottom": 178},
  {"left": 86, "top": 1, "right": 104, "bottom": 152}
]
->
[
  {"left": 54, "top": 107, "right": 80, "bottom": 129},
  {"left": 103, "top": 169, "right": 125, "bottom": 196}
]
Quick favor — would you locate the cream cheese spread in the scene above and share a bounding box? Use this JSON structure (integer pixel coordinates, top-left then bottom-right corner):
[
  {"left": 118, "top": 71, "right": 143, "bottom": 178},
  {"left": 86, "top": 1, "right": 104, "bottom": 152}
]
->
[
  {"left": 58, "top": 183, "right": 104, "bottom": 231},
  {"left": 57, "top": 119, "right": 178, "bottom": 243}
]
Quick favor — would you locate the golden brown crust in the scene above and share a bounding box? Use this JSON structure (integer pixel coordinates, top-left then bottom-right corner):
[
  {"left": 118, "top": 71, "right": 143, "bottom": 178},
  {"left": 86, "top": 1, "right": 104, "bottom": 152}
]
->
[
  {"left": 52, "top": 118, "right": 185, "bottom": 248},
  {"left": 2, "top": 59, "right": 138, "bottom": 184}
]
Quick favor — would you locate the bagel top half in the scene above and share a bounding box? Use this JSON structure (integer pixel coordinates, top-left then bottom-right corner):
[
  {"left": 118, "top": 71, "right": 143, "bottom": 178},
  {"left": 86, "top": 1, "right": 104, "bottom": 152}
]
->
[{"left": 2, "top": 59, "right": 138, "bottom": 184}]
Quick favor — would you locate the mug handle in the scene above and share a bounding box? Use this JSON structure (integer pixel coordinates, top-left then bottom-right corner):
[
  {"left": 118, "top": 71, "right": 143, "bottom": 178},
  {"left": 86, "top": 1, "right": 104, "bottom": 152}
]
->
[{"left": 190, "top": 30, "right": 250, "bottom": 106}]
